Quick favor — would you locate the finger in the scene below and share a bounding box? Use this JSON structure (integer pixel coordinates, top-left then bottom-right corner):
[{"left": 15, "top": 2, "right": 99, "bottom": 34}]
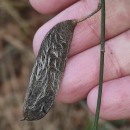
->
[
  {"left": 87, "top": 76, "right": 130, "bottom": 120},
  {"left": 33, "top": 0, "right": 130, "bottom": 56},
  {"left": 56, "top": 30, "right": 130, "bottom": 103},
  {"left": 29, "top": 0, "right": 78, "bottom": 14}
]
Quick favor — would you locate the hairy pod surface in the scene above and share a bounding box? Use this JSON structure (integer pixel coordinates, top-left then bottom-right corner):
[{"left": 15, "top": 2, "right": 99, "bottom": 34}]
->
[{"left": 22, "top": 20, "right": 77, "bottom": 121}]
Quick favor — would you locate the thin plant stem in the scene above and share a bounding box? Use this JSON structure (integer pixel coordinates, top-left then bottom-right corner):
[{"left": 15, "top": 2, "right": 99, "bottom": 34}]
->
[
  {"left": 93, "top": 0, "right": 105, "bottom": 130},
  {"left": 77, "top": 2, "right": 101, "bottom": 23}
]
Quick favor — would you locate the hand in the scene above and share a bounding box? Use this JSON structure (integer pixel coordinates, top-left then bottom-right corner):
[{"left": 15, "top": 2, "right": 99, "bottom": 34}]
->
[{"left": 29, "top": 0, "right": 130, "bottom": 120}]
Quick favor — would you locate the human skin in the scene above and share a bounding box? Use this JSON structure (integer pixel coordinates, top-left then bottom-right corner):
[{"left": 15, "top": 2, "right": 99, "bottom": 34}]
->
[{"left": 29, "top": 0, "right": 130, "bottom": 120}]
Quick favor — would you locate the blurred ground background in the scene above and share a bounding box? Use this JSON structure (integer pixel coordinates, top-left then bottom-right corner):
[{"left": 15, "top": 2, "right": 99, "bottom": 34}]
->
[{"left": 0, "top": 0, "right": 130, "bottom": 130}]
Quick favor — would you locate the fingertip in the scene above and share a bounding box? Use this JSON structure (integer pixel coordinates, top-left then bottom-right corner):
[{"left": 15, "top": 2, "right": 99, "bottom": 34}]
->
[
  {"left": 87, "top": 76, "right": 130, "bottom": 120},
  {"left": 29, "top": 0, "right": 78, "bottom": 14},
  {"left": 29, "top": 0, "right": 53, "bottom": 14}
]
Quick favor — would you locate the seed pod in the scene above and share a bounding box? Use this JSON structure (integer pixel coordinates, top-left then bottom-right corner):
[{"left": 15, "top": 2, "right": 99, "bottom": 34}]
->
[
  {"left": 22, "top": 3, "right": 101, "bottom": 121},
  {"left": 22, "top": 20, "right": 77, "bottom": 121}
]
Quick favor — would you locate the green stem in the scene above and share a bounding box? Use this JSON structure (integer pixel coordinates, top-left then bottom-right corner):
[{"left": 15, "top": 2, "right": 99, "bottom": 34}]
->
[{"left": 93, "top": 0, "right": 105, "bottom": 130}]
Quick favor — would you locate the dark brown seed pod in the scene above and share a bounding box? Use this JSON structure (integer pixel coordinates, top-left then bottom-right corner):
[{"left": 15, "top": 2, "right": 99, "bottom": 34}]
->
[
  {"left": 21, "top": 3, "right": 101, "bottom": 121},
  {"left": 22, "top": 20, "right": 77, "bottom": 121}
]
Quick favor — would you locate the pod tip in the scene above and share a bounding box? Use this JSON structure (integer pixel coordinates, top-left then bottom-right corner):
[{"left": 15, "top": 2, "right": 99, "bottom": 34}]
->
[{"left": 20, "top": 117, "right": 26, "bottom": 121}]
